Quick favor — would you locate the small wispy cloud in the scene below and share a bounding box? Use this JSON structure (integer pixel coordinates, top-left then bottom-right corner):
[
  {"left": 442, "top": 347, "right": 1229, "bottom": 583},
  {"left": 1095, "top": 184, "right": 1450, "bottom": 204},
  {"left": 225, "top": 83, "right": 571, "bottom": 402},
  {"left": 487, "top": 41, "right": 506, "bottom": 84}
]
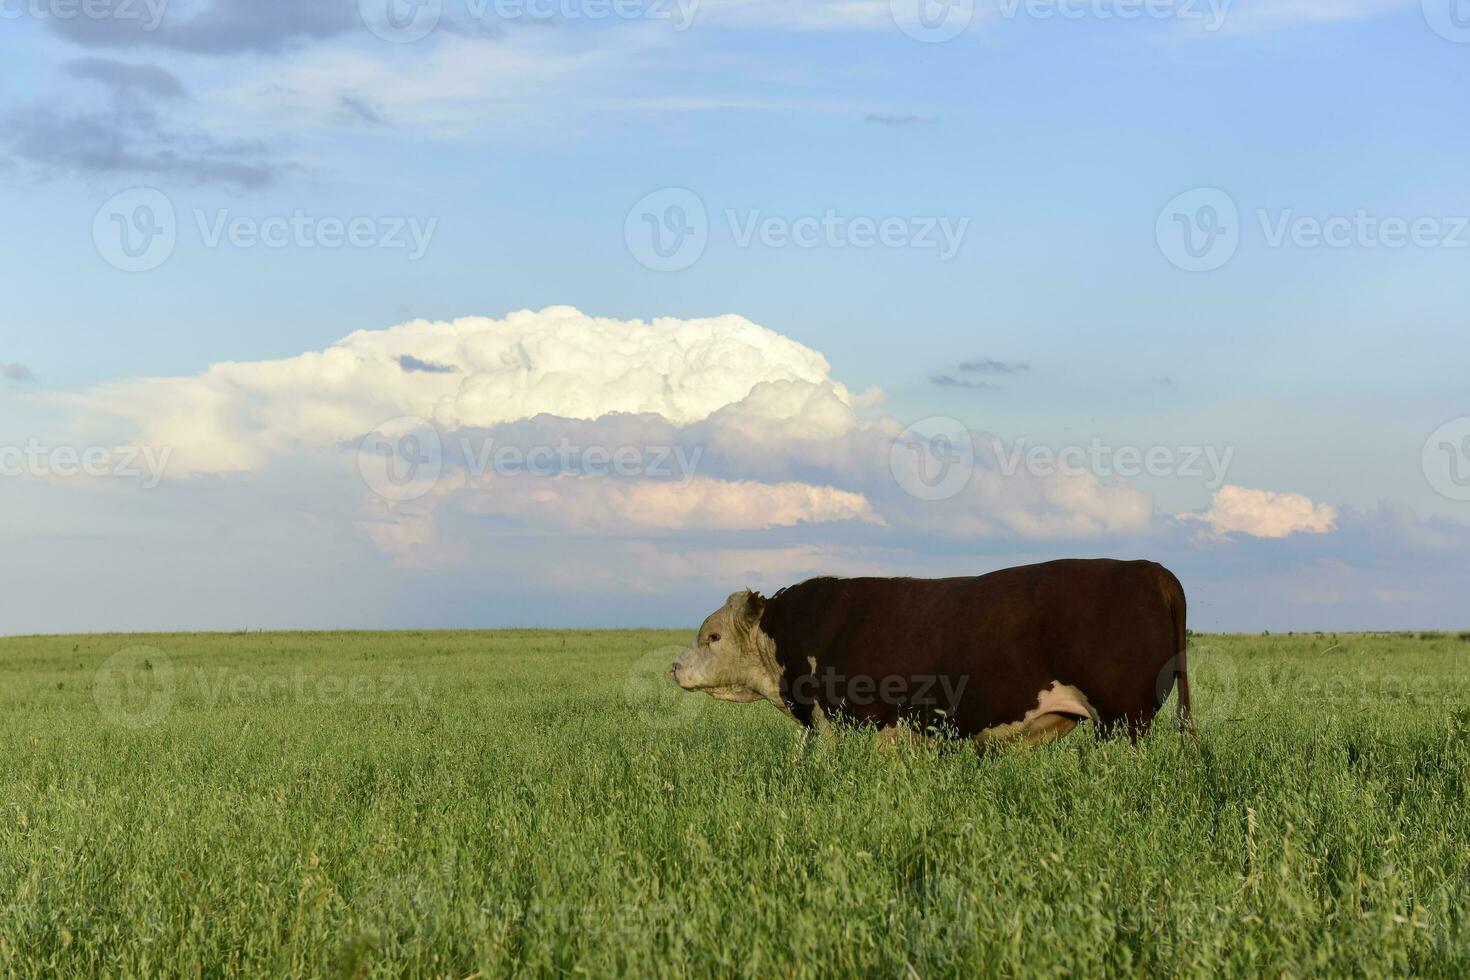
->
[
  {"left": 865, "top": 113, "right": 935, "bottom": 128},
  {"left": 930, "top": 374, "right": 988, "bottom": 389},
  {"left": 959, "top": 358, "right": 1029, "bottom": 375},
  {"left": 339, "top": 96, "right": 389, "bottom": 128},
  {"left": 3, "top": 363, "right": 35, "bottom": 383}
]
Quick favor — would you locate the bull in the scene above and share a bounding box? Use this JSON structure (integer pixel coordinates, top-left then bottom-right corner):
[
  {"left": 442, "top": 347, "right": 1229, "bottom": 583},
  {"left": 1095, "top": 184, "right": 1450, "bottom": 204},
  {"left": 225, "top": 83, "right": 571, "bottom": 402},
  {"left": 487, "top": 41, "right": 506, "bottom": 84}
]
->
[{"left": 671, "top": 559, "right": 1193, "bottom": 746}]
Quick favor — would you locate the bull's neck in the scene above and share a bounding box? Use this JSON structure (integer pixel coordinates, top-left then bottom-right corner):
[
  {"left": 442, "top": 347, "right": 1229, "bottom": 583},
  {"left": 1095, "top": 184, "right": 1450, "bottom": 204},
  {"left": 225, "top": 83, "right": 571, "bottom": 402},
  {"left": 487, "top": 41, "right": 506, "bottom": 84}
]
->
[{"left": 748, "top": 620, "right": 786, "bottom": 705}]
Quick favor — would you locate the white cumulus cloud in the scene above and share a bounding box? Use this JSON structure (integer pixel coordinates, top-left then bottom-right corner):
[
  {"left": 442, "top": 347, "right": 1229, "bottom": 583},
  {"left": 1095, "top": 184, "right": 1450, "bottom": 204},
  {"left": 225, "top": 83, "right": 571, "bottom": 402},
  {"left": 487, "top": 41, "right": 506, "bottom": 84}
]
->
[
  {"left": 64, "top": 306, "right": 846, "bottom": 476},
  {"left": 1185, "top": 484, "right": 1338, "bottom": 539}
]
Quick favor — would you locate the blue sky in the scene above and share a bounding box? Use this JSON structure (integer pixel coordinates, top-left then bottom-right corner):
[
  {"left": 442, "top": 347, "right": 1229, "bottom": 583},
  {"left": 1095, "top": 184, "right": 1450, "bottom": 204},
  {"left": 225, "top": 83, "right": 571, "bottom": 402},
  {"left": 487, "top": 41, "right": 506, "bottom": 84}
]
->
[{"left": 2, "top": 0, "right": 1468, "bottom": 632}]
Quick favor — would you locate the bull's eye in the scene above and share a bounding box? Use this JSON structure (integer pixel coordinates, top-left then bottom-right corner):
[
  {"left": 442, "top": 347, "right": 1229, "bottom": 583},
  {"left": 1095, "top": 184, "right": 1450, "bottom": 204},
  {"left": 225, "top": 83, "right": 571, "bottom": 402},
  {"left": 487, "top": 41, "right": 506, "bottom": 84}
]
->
[{"left": 708, "top": 632, "right": 721, "bottom": 644}]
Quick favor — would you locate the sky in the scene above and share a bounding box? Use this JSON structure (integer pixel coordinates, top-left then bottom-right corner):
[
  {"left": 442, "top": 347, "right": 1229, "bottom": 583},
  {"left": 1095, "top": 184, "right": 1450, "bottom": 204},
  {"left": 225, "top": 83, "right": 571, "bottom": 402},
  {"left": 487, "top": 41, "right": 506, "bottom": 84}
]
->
[{"left": 1, "top": 0, "right": 1468, "bottom": 633}]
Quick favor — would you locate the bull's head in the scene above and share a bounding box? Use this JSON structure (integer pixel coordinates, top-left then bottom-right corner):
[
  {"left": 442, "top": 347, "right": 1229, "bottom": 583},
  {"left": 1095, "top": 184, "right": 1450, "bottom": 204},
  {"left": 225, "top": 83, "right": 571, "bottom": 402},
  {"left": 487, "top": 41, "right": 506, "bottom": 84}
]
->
[{"left": 670, "top": 590, "right": 776, "bottom": 703}]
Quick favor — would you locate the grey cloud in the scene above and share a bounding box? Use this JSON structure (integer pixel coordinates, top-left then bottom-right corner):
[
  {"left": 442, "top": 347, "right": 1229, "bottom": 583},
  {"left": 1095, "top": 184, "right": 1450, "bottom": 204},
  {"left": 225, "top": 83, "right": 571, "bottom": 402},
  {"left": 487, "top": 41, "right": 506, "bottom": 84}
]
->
[
  {"left": 6, "top": 108, "right": 281, "bottom": 188},
  {"left": 2, "top": 363, "right": 35, "bottom": 383},
  {"left": 48, "top": 0, "right": 358, "bottom": 55},
  {"left": 66, "top": 57, "right": 186, "bottom": 100},
  {"left": 339, "top": 96, "right": 389, "bottom": 127},
  {"left": 4, "top": 58, "right": 283, "bottom": 188},
  {"left": 398, "top": 355, "right": 456, "bottom": 374},
  {"left": 959, "top": 358, "right": 1030, "bottom": 375}
]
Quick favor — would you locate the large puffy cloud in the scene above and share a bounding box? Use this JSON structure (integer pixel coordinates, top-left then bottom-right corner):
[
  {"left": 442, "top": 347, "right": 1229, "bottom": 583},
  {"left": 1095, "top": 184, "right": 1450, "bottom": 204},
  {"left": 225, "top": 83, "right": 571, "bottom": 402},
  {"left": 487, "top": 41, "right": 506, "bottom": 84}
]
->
[
  {"left": 55, "top": 306, "right": 1156, "bottom": 566},
  {"left": 1184, "top": 485, "right": 1338, "bottom": 539},
  {"left": 64, "top": 306, "right": 847, "bottom": 475}
]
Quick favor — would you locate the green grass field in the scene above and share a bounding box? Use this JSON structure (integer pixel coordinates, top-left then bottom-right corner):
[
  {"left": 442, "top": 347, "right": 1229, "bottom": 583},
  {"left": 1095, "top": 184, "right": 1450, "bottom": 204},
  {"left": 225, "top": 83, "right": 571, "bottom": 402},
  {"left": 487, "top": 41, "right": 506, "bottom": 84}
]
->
[{"left": 2, "top": 630, "right": 1468, "bottom": 977}]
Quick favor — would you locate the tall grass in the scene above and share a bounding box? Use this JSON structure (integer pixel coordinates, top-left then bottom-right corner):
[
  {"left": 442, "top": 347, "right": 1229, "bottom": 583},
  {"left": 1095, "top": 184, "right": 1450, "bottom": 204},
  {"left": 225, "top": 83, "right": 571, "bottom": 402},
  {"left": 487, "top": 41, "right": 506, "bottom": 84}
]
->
[{"left": 1, "top": 631, "right": 1467, "bottom": 976}]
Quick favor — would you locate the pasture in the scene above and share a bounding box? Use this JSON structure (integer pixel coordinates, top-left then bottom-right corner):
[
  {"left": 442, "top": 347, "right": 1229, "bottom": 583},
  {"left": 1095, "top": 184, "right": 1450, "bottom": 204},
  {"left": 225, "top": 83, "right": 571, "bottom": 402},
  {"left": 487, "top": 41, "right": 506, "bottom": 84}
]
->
[{"left": 2, "top": 630, "right": 1468, "bottom": 976}]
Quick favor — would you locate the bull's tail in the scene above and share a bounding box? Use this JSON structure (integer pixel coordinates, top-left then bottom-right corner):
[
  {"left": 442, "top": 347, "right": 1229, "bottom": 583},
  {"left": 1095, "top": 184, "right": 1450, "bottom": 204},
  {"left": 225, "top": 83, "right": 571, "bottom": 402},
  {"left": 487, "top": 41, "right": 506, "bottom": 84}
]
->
[{"left": 1153, "top": 564, "right": 1195, "bottom": 735}]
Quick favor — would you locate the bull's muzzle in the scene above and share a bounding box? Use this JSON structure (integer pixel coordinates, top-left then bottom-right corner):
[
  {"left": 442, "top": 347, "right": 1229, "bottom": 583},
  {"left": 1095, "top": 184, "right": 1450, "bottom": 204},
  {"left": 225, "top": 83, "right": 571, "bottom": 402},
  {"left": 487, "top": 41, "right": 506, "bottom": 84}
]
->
[{"left": 670, "top": 647, "right": 703, "bottom": 690}]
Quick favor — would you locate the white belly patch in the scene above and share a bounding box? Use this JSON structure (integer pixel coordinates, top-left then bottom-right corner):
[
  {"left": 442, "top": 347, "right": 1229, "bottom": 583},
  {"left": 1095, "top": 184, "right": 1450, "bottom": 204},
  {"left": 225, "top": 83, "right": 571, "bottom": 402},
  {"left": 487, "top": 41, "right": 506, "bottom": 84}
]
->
[{"left": 979, "top": 681, "right": 1097, "bottom": 744}]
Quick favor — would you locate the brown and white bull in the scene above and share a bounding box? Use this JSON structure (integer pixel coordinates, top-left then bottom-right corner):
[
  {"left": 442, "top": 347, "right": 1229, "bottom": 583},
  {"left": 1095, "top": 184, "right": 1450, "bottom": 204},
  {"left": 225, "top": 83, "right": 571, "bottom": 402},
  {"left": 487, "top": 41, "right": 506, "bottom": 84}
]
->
[{"left": 671, "top": 559, "right": 1194, "bottom": 746}]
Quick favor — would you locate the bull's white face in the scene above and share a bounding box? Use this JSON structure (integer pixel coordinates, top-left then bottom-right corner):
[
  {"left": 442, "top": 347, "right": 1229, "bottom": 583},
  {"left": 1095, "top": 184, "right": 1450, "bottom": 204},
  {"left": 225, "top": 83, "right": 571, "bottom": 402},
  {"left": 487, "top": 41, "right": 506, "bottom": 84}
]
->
[{"left": 671, "top": 590, "right": 778, "bottom": 704}]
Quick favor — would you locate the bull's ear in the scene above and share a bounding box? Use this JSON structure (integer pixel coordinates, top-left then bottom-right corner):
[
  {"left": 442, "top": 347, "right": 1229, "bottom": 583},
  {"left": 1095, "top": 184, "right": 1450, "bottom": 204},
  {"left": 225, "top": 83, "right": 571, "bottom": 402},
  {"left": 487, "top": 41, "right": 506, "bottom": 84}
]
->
[{"left": 742, "top": 590, "right": 766, "bottom": 627}]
